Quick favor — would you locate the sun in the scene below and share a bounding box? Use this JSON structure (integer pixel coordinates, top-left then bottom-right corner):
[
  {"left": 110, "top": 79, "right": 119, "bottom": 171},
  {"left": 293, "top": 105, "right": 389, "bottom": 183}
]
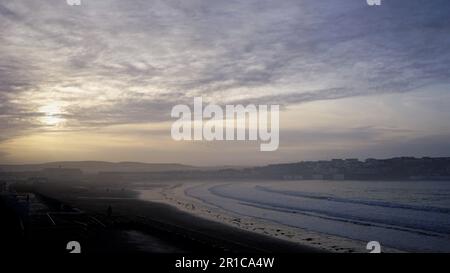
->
[{"left": 39, "top": 103, "right": 66, "bottom": 126}]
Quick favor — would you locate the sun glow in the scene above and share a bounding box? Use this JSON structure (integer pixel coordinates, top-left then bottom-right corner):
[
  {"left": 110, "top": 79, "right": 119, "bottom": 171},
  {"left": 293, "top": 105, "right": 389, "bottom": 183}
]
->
[{"left": 38, "top": 103, "right": 66, "bottom": 126}]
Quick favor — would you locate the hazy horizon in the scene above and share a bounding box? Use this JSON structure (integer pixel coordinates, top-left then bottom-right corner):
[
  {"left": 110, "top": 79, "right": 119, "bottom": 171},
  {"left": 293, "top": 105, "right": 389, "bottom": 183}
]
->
[
  {"left": 1, "top": 0, "right": 450, "bottom": 166},
  {"left": 0, "top": 155, "right": 448, "bottom": 168}
]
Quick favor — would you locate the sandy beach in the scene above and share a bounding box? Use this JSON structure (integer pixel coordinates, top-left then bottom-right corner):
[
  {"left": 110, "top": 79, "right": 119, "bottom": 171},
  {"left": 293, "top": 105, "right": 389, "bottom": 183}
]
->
[{"left": 32, "top": 182, "right": 324, "bottom": 254}]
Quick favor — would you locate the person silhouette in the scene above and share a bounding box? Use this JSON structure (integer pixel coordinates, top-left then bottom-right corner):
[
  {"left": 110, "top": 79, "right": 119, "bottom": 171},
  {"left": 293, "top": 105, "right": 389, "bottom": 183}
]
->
[{"left": 107, "top": 205, "right": 112, "bottom": 217}]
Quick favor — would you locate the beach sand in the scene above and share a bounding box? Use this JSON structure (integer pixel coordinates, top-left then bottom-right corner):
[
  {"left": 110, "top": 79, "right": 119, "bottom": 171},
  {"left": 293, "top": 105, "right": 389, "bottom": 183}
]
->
[{"left": 34, "top": 182, "right": 324, "bottom": 253}]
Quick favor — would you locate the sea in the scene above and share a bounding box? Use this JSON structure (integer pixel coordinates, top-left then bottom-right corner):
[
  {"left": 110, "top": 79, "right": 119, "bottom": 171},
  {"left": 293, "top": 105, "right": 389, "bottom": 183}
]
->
[{"left": 184, "top": 180, "right": 450, "bottom": 252}]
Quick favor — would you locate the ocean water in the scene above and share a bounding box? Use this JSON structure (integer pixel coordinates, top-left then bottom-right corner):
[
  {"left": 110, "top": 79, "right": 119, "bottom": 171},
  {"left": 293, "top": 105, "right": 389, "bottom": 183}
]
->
[{"left": 185, "top": 180, "right": 450, "bottom": 252}]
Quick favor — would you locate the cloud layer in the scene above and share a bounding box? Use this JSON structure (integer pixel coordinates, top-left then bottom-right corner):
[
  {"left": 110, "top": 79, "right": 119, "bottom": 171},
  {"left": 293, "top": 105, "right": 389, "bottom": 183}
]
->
[{"left": 1, "top": 0, "right": 450, "bottom": 163}]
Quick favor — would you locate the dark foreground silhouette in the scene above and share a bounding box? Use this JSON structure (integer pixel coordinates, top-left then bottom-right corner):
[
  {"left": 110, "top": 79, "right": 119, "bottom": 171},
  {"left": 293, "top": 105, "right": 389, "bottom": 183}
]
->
[{"left": 0, "top": 182, "right": 322, "bottom": 255}]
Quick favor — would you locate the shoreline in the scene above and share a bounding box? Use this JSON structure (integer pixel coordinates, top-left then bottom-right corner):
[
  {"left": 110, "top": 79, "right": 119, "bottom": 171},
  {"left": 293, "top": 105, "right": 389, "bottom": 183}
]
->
[{"left": 136, "top": 182, "right": 402, "bottom": 253}]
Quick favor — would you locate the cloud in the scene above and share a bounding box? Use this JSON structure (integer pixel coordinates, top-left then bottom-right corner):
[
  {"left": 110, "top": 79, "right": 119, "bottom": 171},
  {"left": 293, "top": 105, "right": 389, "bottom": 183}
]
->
[
  {"left": 0, "top": 0, "right": 450, "bottom": 142},
  {"left": 0, "top": 151, "right": 9, "bottom": 162}
]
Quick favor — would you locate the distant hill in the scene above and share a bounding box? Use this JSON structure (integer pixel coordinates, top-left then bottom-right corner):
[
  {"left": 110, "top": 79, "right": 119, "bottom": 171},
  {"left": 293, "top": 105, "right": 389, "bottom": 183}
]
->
[{"left": 0, "top": 161, "right": 198, "bottom": 174}]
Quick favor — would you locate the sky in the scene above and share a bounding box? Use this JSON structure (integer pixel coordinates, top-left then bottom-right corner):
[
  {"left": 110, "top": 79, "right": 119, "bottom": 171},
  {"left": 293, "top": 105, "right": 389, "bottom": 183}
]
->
[{"left": 1, "top": 0, "right": 450, "bottom": 166}]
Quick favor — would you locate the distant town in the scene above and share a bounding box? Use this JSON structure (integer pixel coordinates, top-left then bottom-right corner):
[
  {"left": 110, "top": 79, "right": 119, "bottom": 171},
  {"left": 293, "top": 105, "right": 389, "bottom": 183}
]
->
[{"left": 1, "top": 157, "right": 450, "bottom": 187}]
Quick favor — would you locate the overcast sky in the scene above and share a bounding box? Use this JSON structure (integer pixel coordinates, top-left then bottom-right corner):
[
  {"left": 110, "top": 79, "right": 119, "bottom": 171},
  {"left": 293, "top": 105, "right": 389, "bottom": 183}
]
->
[{"left": 1, "top": 0, "right": 450, "bottom": 165}]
